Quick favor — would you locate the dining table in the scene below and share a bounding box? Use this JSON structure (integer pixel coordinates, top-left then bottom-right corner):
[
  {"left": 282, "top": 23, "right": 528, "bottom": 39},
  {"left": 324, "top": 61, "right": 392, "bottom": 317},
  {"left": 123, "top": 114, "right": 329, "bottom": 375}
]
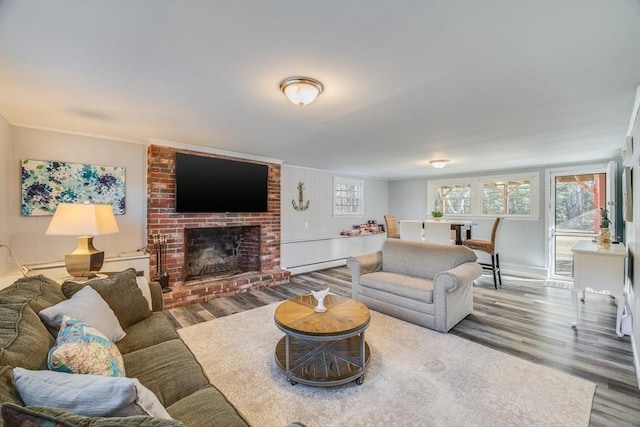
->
[{"left": 423, "top": 220, "right": 473, "bottom": 245}]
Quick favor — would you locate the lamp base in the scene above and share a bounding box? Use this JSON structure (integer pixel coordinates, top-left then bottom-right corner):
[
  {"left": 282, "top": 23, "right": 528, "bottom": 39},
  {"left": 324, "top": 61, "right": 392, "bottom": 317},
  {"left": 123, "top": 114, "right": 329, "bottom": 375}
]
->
[{"left": 64, "top": 236, "right": 105, "bottom": 278}]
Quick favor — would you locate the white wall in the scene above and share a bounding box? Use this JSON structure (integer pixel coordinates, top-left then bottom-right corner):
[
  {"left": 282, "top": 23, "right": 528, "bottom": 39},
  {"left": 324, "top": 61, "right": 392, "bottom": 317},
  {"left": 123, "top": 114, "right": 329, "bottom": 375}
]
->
[
  {"left": 6, "top": 126, "right": 148, "bottom": 266},
  {"left": 388, "top": 167, "right": 547, "bottom": 276},
  {"left": 0, "top": 114, "right": 11, "bottom": 274},
  {"left": 281, "top": 165, "right": 388, "bottom": 272},
  {"left": 625, "top": 102, "right": 639, "bottom": 383}
]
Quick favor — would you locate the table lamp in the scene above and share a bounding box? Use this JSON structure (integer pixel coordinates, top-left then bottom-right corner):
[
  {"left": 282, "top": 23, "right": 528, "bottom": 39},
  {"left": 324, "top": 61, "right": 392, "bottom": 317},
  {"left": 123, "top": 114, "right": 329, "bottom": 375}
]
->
[{"left": 46, "top": 203, "right": 119, "bottom": 278}]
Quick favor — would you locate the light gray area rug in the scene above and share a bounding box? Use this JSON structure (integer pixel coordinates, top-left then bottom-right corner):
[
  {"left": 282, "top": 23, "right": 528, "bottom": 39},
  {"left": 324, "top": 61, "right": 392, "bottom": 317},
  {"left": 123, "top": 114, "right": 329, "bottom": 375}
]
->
[{"left": 179, "top": 303, "right": 595, "bottom": 427}]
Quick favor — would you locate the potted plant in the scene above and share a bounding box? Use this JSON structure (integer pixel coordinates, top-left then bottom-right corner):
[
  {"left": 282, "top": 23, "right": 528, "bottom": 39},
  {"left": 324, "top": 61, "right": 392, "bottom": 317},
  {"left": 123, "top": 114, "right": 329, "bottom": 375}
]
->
[
  {"left": 431, "top": 210, "right": 444, "bottom": 221},
  {"left": 598, "top": 207, "right": 612, "bottom": 249},
  {"left": 599, "top": 207, "right": 611, "bottom": 228}
]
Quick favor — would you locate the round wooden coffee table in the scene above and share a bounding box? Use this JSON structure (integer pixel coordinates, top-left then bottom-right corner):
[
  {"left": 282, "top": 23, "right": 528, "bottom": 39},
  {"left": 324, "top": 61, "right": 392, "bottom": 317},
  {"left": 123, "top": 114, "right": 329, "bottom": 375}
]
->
[{"left": 274, "top": 293, "right": 371, "bottom": 386}]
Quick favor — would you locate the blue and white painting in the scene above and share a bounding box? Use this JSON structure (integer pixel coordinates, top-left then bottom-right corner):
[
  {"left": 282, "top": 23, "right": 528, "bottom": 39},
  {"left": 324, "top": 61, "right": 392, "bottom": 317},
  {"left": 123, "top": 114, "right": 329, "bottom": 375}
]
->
[{"left": 21, "top": 159, "right": 126, "bottom": 216}]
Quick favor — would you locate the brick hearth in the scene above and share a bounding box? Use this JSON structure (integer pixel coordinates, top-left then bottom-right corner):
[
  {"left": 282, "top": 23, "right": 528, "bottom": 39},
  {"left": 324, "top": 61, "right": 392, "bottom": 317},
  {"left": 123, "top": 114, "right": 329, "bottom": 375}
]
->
[{"left": 147, "top": 145, "right": 290, "bottom": 308}]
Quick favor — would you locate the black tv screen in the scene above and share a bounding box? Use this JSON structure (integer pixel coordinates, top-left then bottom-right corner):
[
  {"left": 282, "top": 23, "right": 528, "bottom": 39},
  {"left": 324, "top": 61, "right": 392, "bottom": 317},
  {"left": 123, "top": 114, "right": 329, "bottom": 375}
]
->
[{"left": 175, "top": 153, "right": 269, "bottom": 213}]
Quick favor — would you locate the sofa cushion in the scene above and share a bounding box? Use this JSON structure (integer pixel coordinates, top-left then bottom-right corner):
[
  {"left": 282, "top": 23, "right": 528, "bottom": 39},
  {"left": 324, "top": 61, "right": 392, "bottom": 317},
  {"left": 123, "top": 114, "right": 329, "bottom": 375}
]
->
[
  {"left": 0, "top": 275, "right": 67, "bottom": 314},
  {"left": 1, "top": 403, "right": 186, "bottom": 427},
  {"left": 117, "top": 312, "right": 179, "bottom": 355},
  {"left": 381, "top": 239, "right": 477, "bottom": 279},
  {"left": 48, "top": 316, "right": 125, "bottom": 377},
  {"left": 123, "top": 339, "right": 210, "bottom": 408},
  {"left": 360, "top": 271, "right": 434, "bottom": 303},
  {"left": 62, "top": 269, "right": 152, "bottom": 329},
  {"left": 0, "top": 296, "right": 54, "bottom": 370},
  {"left": 166, "top": 385, "right": 249, "bottom": 427},
  {"left": 39, "top": 286, "right": 126, "bottom": 342},
  {"left": 13, "top": 367, "right": 172, "bottom": 419}
]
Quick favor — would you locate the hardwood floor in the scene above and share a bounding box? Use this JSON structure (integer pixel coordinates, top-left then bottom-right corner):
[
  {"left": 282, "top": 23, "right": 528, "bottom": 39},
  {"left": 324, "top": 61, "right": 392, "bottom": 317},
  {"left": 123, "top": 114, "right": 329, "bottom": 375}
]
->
[{"left": 165, "top": 267, "right": 640, "bottom": 427}]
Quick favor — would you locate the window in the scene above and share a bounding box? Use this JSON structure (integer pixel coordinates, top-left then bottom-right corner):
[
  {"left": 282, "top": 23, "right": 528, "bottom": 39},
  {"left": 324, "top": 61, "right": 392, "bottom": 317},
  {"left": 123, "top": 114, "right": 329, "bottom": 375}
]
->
[
  {"left": 428, "top": 172, "right": 539, "bottom": 218},
  {"left": 433, "top": 184, "right": 471, "bottom": 214},
  {"left": 482, "top": 180, "right": 532, "bottom": 215},
  {"left": 333, "top": 177, "right": 363, "bottom": 216}
]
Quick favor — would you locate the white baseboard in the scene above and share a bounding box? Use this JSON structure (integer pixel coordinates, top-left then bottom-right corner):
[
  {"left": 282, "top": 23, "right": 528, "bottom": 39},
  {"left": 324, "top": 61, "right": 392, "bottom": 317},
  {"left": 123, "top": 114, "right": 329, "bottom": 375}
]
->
[
  {"left": 286, "top": 259, "right": 547, "bottom": 280},
  {"left": 285, "top": 259, "right": 347, "bottom": 275},
  {"left": 500, "top": 264, "right": 548, "bottom": 279}
]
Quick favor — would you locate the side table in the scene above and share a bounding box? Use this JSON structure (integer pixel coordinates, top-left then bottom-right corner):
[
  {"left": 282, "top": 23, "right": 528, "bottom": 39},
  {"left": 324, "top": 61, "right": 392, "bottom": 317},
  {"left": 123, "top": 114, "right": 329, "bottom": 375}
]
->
[
  {"left": 571, "top": 240, "right": 627, "bottom": 337},
  {"left": 274, "top": 294, "right": 371, "bottom": 386}
]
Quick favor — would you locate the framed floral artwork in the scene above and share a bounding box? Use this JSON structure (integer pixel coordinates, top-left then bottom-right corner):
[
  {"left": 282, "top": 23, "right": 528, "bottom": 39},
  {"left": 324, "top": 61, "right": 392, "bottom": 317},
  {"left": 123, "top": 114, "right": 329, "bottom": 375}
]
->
[{"left": 21, "top": 159, "right": 126, "bottom": 216}]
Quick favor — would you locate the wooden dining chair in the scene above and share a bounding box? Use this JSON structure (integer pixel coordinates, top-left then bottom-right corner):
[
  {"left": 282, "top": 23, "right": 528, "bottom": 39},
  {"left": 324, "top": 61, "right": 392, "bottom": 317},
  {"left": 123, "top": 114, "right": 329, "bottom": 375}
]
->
[
  {"left": 463, "top": 217, "right": 502, "bottom": 289},
  {"left": 383, "top": 214, "right": 400, "bottom": 239}
]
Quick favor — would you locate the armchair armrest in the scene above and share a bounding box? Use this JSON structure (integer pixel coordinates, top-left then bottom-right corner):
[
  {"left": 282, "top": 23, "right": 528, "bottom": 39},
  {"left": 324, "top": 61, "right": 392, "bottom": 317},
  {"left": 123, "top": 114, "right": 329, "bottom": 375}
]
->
[
  {"left": 434, "top": 262, "right": 482, "bottom": 293},
  {"left": 346, "top": 251, "right": 383, "bottom": 277},
  {"left": 346, "top": 251, "right": 383, "bottom": 299}
]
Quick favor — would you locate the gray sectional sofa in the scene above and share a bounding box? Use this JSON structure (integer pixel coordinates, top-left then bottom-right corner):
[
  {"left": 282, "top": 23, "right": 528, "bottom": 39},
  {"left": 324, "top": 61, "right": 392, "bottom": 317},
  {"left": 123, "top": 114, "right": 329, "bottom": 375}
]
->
[
  {"left": 347, "top": 239, "right": 482, "bottom": 332},
  {"left": 0, "top": 269, "right": 251, "bottom": 426}
]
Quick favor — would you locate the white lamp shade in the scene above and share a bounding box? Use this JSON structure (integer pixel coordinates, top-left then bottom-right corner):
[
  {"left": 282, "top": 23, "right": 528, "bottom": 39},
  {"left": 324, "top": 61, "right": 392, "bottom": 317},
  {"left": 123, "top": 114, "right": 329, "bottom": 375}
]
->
[{"left": 46, "top": 203, "right": 119, "bottom": 236}]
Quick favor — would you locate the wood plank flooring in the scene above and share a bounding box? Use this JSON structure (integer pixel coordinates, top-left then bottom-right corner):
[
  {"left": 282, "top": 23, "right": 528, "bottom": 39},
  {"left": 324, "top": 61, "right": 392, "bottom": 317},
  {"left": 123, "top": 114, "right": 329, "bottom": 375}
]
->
[{"left": 165, "top": 267, "right": 640, "bottom": 427}]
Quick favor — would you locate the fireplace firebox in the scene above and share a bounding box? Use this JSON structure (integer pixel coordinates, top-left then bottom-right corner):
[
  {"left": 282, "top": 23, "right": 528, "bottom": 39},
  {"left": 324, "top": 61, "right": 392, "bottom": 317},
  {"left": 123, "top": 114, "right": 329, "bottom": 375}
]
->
[{"left": 183, "top": 226, "right": 261, "bottom": 282}]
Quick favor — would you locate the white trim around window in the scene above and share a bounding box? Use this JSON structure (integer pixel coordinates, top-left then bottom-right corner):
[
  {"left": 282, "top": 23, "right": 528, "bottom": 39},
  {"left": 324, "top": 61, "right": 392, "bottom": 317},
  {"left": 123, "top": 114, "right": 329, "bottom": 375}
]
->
[
  {"left": 427, "top": 172, "right": 540, "bottom": 219},
  {"left": 333, "top": 177, "right": 364, "bottom": 216}
]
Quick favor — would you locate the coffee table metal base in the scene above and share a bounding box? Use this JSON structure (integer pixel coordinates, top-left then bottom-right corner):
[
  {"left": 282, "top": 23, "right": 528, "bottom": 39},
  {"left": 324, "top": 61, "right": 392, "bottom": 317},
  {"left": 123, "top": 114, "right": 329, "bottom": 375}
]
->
[{"left": 275, "top": 333, "right": 370, "bottom": 387}]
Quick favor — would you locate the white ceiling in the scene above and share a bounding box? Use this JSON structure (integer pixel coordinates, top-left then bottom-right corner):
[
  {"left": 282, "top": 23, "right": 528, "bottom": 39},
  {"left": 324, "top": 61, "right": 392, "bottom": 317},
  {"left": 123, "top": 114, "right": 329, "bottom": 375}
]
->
[{"left": 1, "top": 0, "right": 639, "bottom": 180}]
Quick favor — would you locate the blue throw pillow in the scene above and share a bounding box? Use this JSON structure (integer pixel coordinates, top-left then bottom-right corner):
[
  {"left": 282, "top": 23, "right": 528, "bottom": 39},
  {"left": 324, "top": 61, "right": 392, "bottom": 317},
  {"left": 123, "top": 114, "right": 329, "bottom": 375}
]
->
[{"left": 48, "top": 316, "right": 125, "bottom": 377}]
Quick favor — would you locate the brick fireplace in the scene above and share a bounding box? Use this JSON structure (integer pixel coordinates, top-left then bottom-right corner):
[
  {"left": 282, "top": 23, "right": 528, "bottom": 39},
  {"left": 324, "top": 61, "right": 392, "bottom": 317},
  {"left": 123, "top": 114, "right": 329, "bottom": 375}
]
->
[{"left": 147, "top": 145, "right": 290, "bottom": 308}]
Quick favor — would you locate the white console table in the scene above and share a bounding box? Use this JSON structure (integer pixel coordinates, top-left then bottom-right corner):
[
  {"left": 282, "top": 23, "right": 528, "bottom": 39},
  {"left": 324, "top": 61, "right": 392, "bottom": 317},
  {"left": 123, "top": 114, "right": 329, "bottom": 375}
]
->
[{"left": 571, "top": 240, "right": 627, "bottom": 337}]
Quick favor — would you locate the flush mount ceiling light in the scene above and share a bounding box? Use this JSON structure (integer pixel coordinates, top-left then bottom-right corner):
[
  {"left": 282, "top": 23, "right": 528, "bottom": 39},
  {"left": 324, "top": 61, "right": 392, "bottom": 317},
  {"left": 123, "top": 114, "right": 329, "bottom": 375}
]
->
[
  {"left": 280, "top": 76, "right": 324, "bottom": 107},
  {"left": 429, "top": 159, "right": 449, "bottom": 169}
]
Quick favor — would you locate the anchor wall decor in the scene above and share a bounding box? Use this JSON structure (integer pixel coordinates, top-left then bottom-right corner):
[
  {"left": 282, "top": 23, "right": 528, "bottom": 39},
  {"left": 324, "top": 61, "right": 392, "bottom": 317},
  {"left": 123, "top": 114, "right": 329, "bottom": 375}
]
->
[{"left": 292, "top": 181, "right": 310, "bottom": 211}]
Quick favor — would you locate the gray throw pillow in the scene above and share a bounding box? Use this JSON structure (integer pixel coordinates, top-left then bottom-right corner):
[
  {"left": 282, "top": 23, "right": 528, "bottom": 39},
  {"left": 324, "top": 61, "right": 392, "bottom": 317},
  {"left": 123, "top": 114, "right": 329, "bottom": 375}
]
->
[
  {"left": 13, "top": 367, "right": 172, "bottom": 420},
  {"left": 39, "top": 286, "right": 126, "bottom": 342},
  {"left": 62, "top": 269, "right": 152, "bottom": 329}
]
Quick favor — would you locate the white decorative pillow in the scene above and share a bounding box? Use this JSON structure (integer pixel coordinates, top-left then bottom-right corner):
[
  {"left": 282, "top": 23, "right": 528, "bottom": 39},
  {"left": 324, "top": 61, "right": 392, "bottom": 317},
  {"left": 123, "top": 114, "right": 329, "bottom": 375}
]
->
[
  {"left": 39, "top": 286, "right": 126, "bottom": 342},
  {"left": 13, "top": 367, "right": 172, "bottom": 419},
  {"left": 48, "top": 316, "right": 126, "bottom": 377}
]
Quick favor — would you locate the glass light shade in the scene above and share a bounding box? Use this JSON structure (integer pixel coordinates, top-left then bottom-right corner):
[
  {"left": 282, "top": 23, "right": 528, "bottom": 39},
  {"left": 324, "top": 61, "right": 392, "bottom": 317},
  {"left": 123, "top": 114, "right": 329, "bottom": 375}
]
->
[
  {"left": 429, "top": 160, "right": 449, "bottom": 169},
  {"left": 280, "top": 77, "right": 324, "bottom": 107}
]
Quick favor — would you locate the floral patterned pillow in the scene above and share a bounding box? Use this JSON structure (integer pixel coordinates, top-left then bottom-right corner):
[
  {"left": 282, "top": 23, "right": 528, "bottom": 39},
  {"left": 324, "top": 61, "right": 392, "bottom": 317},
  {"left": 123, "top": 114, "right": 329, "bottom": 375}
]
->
[{"left": 48, "top": 316, "right": 125, "bottom": 377}]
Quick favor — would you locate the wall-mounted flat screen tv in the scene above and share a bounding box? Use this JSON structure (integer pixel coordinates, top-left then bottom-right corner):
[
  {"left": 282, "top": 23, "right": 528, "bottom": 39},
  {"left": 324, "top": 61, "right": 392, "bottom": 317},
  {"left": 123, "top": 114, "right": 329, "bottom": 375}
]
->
[{"left": 175, "top": 153, "right": 269, "bottom": 213}]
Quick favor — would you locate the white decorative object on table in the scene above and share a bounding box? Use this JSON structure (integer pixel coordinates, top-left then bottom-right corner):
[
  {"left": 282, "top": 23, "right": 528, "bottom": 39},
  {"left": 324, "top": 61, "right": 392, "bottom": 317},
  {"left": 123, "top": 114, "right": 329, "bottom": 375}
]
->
[{"left": 311, "top": 288, "right": 330, "bottom": 313}]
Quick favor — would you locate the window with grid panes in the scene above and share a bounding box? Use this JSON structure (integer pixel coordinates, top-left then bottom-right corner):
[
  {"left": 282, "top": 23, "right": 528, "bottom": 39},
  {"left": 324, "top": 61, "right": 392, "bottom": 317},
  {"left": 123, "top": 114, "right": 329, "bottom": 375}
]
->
[
  {"left": 333, "top": 177, "right": 363, "bottom": 216},
  {"left": 428, "top": 172, "right": 539, "bottom": 218},
  {"left": 482, "top": 180, "right": 532, "bottom": 215},
  {"left": 433, "top": 184, "right": 471, "bottom": 214}
]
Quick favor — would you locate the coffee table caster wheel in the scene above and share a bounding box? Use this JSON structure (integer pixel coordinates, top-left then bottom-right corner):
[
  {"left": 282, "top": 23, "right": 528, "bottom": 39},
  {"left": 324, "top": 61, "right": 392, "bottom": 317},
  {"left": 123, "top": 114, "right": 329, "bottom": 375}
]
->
[
  {"left": 355, "top": 376, "right": 364, "bottom": 385},
  {"left": 289, "top": 380, "right": 297, "bottom": 385}
]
